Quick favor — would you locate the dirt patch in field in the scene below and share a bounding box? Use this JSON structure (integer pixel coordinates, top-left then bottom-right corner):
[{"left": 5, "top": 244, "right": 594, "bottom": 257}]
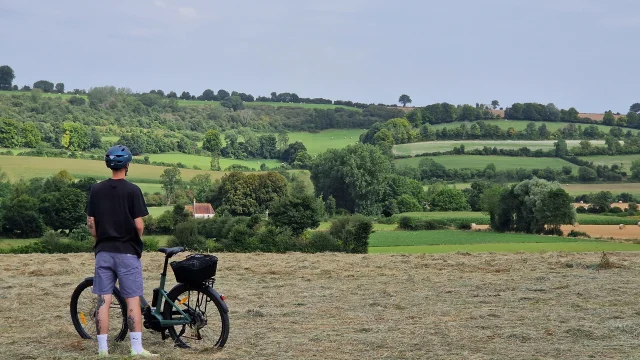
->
[
  {"left": 2, "top": 252, "right": 640, "bottom": 359},
  {"left": 473, "top": 224, "right": 640, "bottom": 240}
]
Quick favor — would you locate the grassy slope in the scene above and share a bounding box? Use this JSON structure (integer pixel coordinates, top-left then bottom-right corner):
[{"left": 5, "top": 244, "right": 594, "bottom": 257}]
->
[
  {"left": 397, "top": 211, "right": 640, "bottom": 225},
  {"left": 430, "top": 119, "right": 638, "bottom": 133},
  {"left": 369, "top": 241, "right": 640, "bottom": 253},
  {"left": 393, "top": 140, "right": 606, "bottom": 156},
  {"left": 0, "top": 155, "right": 229, "bottom": 182},
  {"left": 581, "top": 154, "right": 640, "bottom": 168},
  {"left": 395, "top": 155, "right": 579, "bottom": 170},
  {"left": 0, "top": 90, "right": 359, "bottom": 110},
  {"left": 368, "top": 230, "right": 586, "bottom": 247},
  {"left": 139, "top": 153, "right": 282, "bottom": 170}
]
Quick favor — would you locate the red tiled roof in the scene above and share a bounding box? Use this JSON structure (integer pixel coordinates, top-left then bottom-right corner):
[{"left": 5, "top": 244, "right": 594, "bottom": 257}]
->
[{"left": 185, "top": 203, "right": 215, "bottom": 215}]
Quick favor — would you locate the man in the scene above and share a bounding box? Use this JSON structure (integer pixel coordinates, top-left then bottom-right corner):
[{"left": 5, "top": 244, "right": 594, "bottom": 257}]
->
[{"left": 85, "top": 145, "right": 157, "bottom": 357}]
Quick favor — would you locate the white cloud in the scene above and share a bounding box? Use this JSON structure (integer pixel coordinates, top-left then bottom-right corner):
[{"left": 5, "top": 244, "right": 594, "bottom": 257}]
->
[
  {"left": 154, "top": 0, "right": 167, "bottom": 8},
  {"left": 178, "top": 7, "right": 197, "bottom": 19}
]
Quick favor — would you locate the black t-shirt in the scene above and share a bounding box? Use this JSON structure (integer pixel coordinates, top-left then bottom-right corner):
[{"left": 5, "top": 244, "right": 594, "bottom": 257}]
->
[{"left": 85, "top": 179, "right": 149, "bottom": 258}]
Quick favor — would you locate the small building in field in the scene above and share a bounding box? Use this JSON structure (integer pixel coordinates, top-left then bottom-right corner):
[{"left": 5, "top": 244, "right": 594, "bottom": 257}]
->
[{"left": 185, "top": 200, "right": 215, "bottom": 219}]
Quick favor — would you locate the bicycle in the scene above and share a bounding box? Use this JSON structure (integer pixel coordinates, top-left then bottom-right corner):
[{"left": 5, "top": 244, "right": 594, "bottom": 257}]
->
[{"left": 69, "top": 247, "right": 230, "bottom": 350}]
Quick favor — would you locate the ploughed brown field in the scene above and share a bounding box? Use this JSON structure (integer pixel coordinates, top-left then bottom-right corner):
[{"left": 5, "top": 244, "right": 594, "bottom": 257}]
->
[{"left": 2, "top": 252, "right": 640, "bottom": 359}]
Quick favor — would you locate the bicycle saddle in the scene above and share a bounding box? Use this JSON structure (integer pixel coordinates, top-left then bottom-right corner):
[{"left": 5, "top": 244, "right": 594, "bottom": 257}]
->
[{"left": 157, "top": 247, "right": 185, "bottom": 257}]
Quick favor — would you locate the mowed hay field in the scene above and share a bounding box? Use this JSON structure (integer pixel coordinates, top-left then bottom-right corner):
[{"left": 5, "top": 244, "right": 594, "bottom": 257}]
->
[
  {"left": 395, "top": 155, "right": 579, "bottom": 170},
  {"left": 3, "top": 251, "right": 640, "bottom": 359},
  {"left": 0, "top": 155, "right": 229, "bottom": 182},
  {"left": 393, "top": 140, "right": 605, "bottom": 156},
  {"left": 581, "top": 154, "right": 640, "bottom": 169}
]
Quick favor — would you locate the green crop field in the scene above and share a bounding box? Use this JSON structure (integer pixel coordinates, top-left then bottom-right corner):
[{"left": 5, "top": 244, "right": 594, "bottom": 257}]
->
[
  {"left": 430, "top": 119, "right": 638, "bottom": 133},
  {"left": 286, "top": 130, "right": 364, "bottom": 155},
  {"left": 0, "top": 155, "right": 229, "bottom": 182},
  {"left": 369, "top": 230, "right": 590, "bottom": 247},
  {"left": 393, "top": 140, "right": 606, "bottom": 156},
  {"left": 369, "top": 241, "right": 640, "bottom": 254},
  {"left": 138, "top": 153, "right": 282, "bottom": 170},
  {"left": 0, "top": 91, "right": 360, "bottom": 111},
  {"left": 147, "top": 206, "right": 172, "bottom": 217},
  {"left": 138, "top": 183, "right": 164, "bottom": 194},
  {"left": 581, "top": 154, "right": 640, "bottom": 169},
  {"left": 394, "top": 155, "right": 579, "bottom": 170},
  {"left": 396, "top": 211, "right": 640, "bottom": 226},
  {"left": 562, "top": 183, "right": 640, "bottom": 197}
]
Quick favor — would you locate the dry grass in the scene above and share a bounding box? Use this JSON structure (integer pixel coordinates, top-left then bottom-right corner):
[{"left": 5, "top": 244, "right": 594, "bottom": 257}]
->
[
  {"left": 2, "top": 251, "right": 640, "bottom": 359},
  {"left": 473, "top": 225, "right": 640, "bottom": 240}
]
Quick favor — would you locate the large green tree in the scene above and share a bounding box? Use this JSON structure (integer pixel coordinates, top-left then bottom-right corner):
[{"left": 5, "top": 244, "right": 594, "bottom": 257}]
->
[
  {"left": 39, "top": 187, "right": 87, "bottom": 232},
  {"left": 269, "top": 193, "right": 323, "bottom": 236},
  {"left": 310, "top": 143, "right": 392, "bottom": 215},
  {"left": 216, "top": 171, "right": 288, "bottom": 216},
  {"left": 0, "top": 65, "right": 15, "bottom": 90},
  {"left": 20, "top": 122, "right": 41, "bottom": 148},
  {"left": 160, "top": 167, "right": 183, "bottom": 204},
  {"left": 33, "top": 80, "right": 54, "bottom": 93},
  {"left": 0, "top": 118, "right": 21, "bottom": 148},
  {"left": 2, "top": 195, "right": 46, "bottom": 238},
  {"left": 398, "top": 94, "right": 412, "bottom": 107},
  {"left": 202, "top": 129, "right": 223, "bottom": 155},
  {"left": 61, "top": 122, "right": 90, "bottom": 151}
]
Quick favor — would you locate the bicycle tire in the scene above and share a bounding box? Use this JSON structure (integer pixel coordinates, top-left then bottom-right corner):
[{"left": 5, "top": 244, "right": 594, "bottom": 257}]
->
[
  {"left": 69, "top": 277, "right": 129, "bottom": 342},
  {"left": 162, "top": 282, "right": 229, "bottom": 349}
]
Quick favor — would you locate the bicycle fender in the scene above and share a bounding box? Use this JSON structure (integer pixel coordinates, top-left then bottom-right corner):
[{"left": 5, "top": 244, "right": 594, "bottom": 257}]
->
[{"left": 207, "top": 287, "right": 229, "bottom": 314}]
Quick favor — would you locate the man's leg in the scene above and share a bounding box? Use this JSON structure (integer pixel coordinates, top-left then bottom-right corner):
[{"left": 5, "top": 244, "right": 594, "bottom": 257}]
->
[
  {"left": 95, "top": 294, "right": 112, "bottom": 354},
  {"left": 93, "top": 252, "right": 117, "bottom": 355},
  {"left": 116, "top": 253, "right": 156, "bottom": 356}
]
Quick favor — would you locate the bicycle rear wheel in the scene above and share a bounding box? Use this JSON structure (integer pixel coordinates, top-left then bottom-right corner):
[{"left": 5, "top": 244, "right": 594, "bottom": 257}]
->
[
  {"left": 163, "top": 283, "right": 229, "bottom": 350},
  {"left": 69, "top": 278, "right": 128, "bottom": 342}
]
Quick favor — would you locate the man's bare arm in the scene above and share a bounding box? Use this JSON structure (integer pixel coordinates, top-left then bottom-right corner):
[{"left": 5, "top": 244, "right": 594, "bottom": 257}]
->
[
  {"left": 87, "top": 216, "right": 97, "bottom": 241},
  {"left": 134, "top": 217, "right": 144, "bottom": 238}
]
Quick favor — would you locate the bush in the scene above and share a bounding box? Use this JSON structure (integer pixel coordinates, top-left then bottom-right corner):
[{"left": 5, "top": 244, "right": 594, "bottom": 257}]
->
[
  {"left": 397, "top": 216, "right": 450, "bottom": 230},
  {"left": 567, "top": 230, "right": 590, "bottom": 238},
  {"left": 168, "top": 220, "right": 206, "bottom": 251},
  {"left": 543, "top": 227, "right": 564, "bottom": 236},
  {"left": 254, "top": 225, "right": 296, "bottom": 253},
  {"left": 142, "top": 236, "right": 160, "bottom": 252},
  {"left": 308, "top": 231, "right": 341, "bottom": 252},
  {"left": 576, "top": 206, "right": 588, "bottom": 213},
  {"left": 455, "top": 222, "right": 472, "bottom": 230},
  {"left": 329, "top": 214, "right": 373, "bottom": 254},
  {"left": 69, "top": 225, "right": 93, "bottom": 242},
  {"left": 610, "top": 206, "right": 623, "bottom": 214}
]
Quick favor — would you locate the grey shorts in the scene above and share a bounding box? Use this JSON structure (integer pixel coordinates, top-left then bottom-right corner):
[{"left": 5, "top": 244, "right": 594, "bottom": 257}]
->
[{"left": 93, "top": 251, "right": 144, "bottom": 298}]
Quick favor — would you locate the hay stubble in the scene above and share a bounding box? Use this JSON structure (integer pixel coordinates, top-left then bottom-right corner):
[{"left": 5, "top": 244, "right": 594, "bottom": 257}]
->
[{"left": 1, "top": 252, "right": 640, "bottom": 359}]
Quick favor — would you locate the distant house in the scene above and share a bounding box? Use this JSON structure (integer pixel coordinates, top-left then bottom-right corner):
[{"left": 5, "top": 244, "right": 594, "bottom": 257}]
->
[{"left": 185, "top": 199, "right": 215, "bottom": 219}]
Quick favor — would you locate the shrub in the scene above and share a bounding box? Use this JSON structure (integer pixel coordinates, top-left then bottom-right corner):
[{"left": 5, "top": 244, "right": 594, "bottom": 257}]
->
[
  {"left": 254, "top": 226, "right": 296, "bottom": 253},
  {"left": 142, "top": 237, "right": 160, "bottom": 252},
  {"left": 576, "top": 206, "right": 588, "bottom": 213},
  {"left": 567, "top": 230, "right": 590, "bottom": 238},
  {"left": 329, "top": 214, "right": 373, "bottom": 254},
  {"left": 308, "top": 231, "right": 341, "bottom": 253},
  {"left": 455, "top": 222, "right": 472, "bottom": 230},
  {"left": 610, "top": 207, "right": 623, "bottom": 214},
  {"left": 397, "top": 216, "right": 450, "bottom": 230},
  {"left": 69, "top": 225, "right": 93, "bottom": 242},
  {"left": 168, "top": 220, "right": 206, "bottom": 251},
  {"left": 543, "top": 227, "right": 564, "bottom": 236}
]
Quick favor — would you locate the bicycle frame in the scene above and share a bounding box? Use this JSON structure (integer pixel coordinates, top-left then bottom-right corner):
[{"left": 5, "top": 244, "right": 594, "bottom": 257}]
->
[{"left": 141, "top": 253, "right": 193, "bottom": 326}]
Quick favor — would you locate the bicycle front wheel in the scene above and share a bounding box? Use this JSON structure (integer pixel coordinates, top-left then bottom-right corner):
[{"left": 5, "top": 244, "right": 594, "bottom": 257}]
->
[
  {"left": 163, "top": 283, "right": 229, "bottom": 350},
  {"left": 69, "top": 278, "right": 128, "bottom": 342}
]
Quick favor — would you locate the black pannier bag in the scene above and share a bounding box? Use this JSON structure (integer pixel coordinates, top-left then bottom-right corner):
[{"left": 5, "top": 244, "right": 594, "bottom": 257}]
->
[{"left": 170, "top": 254, "right": 218, "bottom": 285}]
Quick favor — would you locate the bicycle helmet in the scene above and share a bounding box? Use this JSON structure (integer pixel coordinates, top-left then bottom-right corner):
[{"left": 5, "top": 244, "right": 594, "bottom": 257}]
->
[{"left": 105, "top": 145, "right": 132, "bottom": 169}]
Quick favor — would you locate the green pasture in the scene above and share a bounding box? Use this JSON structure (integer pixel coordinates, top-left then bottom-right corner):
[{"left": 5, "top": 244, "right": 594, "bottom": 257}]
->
[
  {"left": 287, "top": 129, "right": 365, "bottom": 155},
  {"left": 147, "top": 206, "right": 172, "bottom": 217},
  {"left": 368, "top": 230, "right": 588, "bottom": 247},
  {"left": 138, "top": 153, "right": 281, "bottom": 171},
  {"left": 426, "top": 182, "right": 640, "bottom": 198},
  {"left": 581, "top": 154, "right": 640, "bottom": 169},
  {"left": 431, "top": 120, "right": 638, "bottom": 133},
  {"left": 393, "top": 140, "right": 606, "bottom": 156},
  {"left": 396, "top": 211, "right": 640, "bottom": 226},
  {"left": 0, "top": 155, "right": 229, "bottom": 182},
  {"left": 369, "top": 241, "right": 640, "bottom": 254},
  {"left": 395, "top": 155, "right": 579, "bottom": 170},
  {"left": 138, "top": 183, "right": 164, "bottom": 194}
]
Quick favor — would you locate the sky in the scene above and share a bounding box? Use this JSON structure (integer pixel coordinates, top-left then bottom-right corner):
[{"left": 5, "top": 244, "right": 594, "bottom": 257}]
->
[{"left": 1, "top": 0, "right": 638, "bottom": 113}]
